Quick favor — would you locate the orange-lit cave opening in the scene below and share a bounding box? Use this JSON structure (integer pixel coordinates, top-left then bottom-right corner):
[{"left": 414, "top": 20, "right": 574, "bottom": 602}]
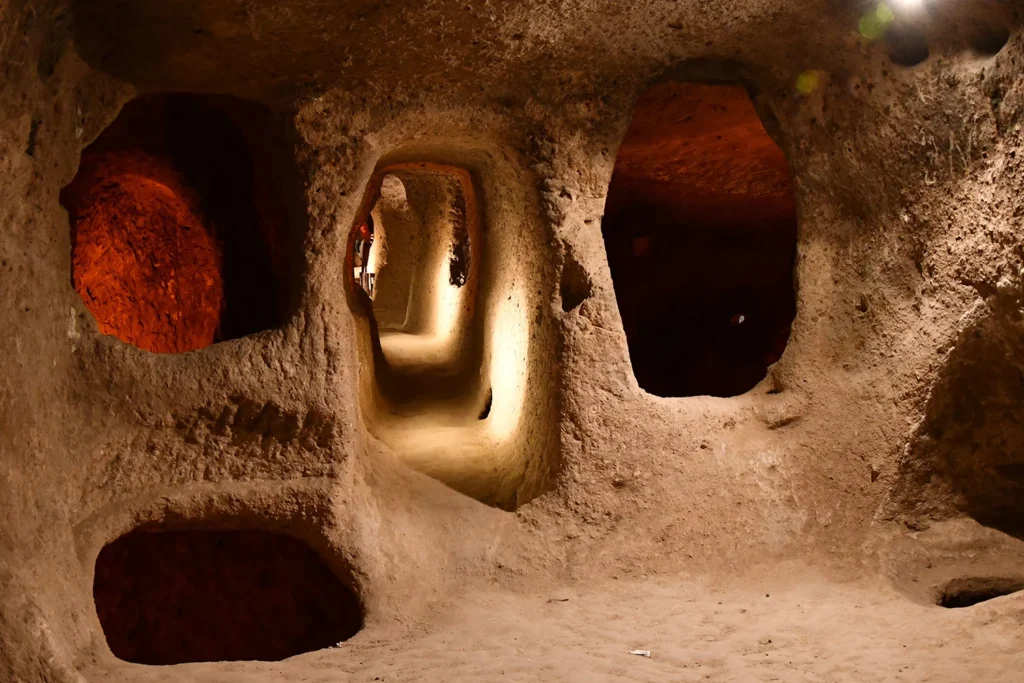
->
[
  {"left": 602, "top": 81, "right": 798, "bottom": 398},
  {"left": 93, "top": 529, "right": 363, "bottom": 665},
  {"left": 61, "top": 93, "right": 294, "bottom": 353}
]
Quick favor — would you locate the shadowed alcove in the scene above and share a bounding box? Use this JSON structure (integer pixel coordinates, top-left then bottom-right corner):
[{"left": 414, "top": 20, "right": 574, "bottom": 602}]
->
[
  {"left": 602, "top": 81, "right": 798, "bottom": 398},
  {"left": 93, "top": 529, "right": 363, "bottom": 664},
  {"left": 895, "top": 297, "right": 1024, "bottom": 539},
  {"left": 61, "top": 93, "right": 295, "bottom": 354}
]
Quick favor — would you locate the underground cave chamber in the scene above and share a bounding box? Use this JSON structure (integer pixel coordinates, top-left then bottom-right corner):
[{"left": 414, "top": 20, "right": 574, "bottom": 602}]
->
[
  {"left": 602, "top": 81, "right": 798, "bottom": 398},
  {"left": 351, "top": 162, "right": 558, "bottom": 510},
  {"left": 61, "top": 93, "right": 295, "bottom": 354},
  {"left": 93, "top": 528, "right": 363, "bottom": 664}
]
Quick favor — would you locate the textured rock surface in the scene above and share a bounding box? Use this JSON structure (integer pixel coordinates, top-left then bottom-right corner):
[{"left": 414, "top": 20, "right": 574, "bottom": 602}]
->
[
  {"left": 1, "top": 0, "right": 1023, "bottom": 681},
  {"left": 64, "top": 149, "right": 223, "bottom": 353}
]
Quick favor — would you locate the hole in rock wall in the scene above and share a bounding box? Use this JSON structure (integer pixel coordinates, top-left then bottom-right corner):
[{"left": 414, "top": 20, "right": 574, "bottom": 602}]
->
[
  {"left": 967, "top": 21, "right": 1010, "bottom": 57},
  {"left": 886, "top": 27, "right": 930, "bottom": 67},
  {"left": 560, "top": 245, "right": 593, "bottom": 313},
  {"left": 478, "top": 387, "right": 493, "bottom": 420},
  {"left": 93, "top": 529, "right": 363, "bottom": 664},
  {"left": 602, "top": 81, "right": 797, "bottom": 398},
  {"left": 61, "top": 93, "right": 294, "bottom": 353},
  {"left": 896, "top": 301, "right": 1024, "bottom": 537},
  {"left": 936, "top": 576, "right": 1024, "bottom": 609}
]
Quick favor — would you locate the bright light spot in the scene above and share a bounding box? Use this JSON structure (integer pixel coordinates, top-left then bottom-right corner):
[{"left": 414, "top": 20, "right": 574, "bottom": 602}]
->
[
  {"left": 738, "top": 315, "right": 746, "bottom": 324},
  {"left": 876, "top": 3, "right": 897, "bottom": 22},
  {"left": 859, "top": 2, "right": 897, "bottom": 41},
  {"left": 795, "top": 70, "right": 820, "bottom": 95},
  {"left": 887, "top": 0, "right": 922, "bottom": 11},
  {"left": 488, "top": 288, "right": 529, "bottom": 442},
  {"left": 366, "top": 214, "right": 385, "bottom": 275}
]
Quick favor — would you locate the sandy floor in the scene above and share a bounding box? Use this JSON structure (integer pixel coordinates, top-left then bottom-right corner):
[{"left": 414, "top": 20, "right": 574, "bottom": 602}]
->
[{"left": 80, "top": 571, "right": 1024, "bottom": 683}]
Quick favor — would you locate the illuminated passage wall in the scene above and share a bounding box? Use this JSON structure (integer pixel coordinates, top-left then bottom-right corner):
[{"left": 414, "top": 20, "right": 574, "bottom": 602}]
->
[{"left": 351, "top": 160, "right": 560, "bottom": 510}]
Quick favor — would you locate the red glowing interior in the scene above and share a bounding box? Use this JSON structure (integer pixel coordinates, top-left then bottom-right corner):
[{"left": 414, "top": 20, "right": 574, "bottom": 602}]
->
[
  {"left": 61, "top": 94, "right": 290, "bottom": 354},
  {"left": 64, "top": 151, "right": 223, "bottom": 353}
]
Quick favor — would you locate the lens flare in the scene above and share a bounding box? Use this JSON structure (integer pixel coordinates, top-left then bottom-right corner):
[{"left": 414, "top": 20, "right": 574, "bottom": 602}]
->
[
  {"left": 796, "top": 70, "right": 821, "bottom": 95},
  {"left": 859, "top": 2, "right": 897, "bottom": 41},
  {"left": 888, "top": 0, "right": 923, "bottom": 11}
]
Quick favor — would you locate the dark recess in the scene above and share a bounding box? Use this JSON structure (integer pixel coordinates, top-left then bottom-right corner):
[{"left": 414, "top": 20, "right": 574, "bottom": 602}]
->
[
  {"left": 449, "top": 193, "right": 471, "bottom": 288},
  {"left": 94, "top": 529, "right": 363, "bottom": 664},
  {"left": 937, "top": 577, "right": 1024, "bottom": 608},
  {"left": 560, "top": 247, "right": 593, "bottom": 313},
  {"left": 602, "top": 81, "right": 797, "bottom": 398},
  {"left": 967, "top": 22, "right": 1010, "bottom": 56},
  {"left": 160, "top": 95, "right": 286, "bottom": 340},
  {"left": 895, "top": 299, "right": 1024, "bottom": 539},
  {"left": 886, "top": 27, "right": 930, "bottom": 67},
  {"left": 478, "top": 387, "right": 493, "bottom": 420}
]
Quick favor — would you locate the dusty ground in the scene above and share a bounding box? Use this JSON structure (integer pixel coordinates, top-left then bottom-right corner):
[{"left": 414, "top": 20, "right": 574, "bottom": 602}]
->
[
  {"left": 80, "top": 569, "right": 1024, "bottom": 682},
  {"left": 2, "top": 0, "right": 1024, "bottom": 682}
]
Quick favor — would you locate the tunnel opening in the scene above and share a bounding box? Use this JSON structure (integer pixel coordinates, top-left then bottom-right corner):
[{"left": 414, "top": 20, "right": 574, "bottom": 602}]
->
[
  {"left": 349, "top": 159, "right": 558, "bottom": 510},
  {"left": 348, "top": 165, "right": 492, "bottom": 497},
  {"left": 93, "top": 529, "right": 363, "bottom": 665},
  {"left": 351, "top": 169, "right": 473, "bottom": 337},
  {"left": 61, "top": 93, "right": 295, "bottom": 354},
  {"left": 602, "top": 81, "right": 798, "bottom": 398},
  {"left": 936, "top": 577, "right": 1024, "bottom": 609},
  {"left": 886, "top": 26, "right": 930, "bottom": 67},
  {"left": 967, "top": 21, "right": 1010, "bottom": 57},
  {"left": 349, "top": 165, "right": 482, "bottom": 393}
]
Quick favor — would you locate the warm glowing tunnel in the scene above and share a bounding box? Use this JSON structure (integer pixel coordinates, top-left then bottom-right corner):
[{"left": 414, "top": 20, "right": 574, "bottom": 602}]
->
[
  {"left": 61, "top": 93, "right": 294, "bottom": 353},
  {"left": 603, "top": 81, "right": 798, "bottom": 398},
  {"left": 352, "top": 164, "right": 480, "bottom": 376},
  {"left": 350, "top": 161, "right": 559, "bottom": 510}
]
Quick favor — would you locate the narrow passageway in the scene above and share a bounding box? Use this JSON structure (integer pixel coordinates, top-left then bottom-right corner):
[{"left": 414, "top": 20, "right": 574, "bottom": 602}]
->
[
  {"left": 349, "top": 161, "right": 557, "bottom": 509},
  {"left": 353, "top": 164, "right": 484, "bottom": 415},
  {"left": 350, "top": 164, "right": 494, "bottom": 492}
]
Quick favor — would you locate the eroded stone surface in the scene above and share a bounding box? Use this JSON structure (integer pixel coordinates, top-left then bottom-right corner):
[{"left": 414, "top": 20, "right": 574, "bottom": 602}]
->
[{"left": 1, "top": 0, "right": 1023, "bottom": 680}]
